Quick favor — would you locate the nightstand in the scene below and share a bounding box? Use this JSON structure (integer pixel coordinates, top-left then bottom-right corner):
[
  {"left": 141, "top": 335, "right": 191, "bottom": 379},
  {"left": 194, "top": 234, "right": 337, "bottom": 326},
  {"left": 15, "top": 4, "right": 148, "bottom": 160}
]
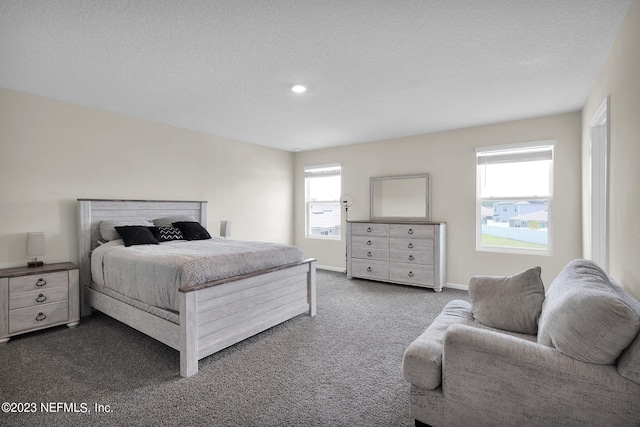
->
[{"left": 0, "top": 262, "right": 80, "bottom": 343}]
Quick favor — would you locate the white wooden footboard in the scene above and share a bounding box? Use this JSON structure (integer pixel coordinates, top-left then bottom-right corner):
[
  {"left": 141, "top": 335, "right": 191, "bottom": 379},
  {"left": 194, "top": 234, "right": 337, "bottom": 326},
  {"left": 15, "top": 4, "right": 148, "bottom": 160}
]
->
[{"left": 179, "top": 259, "right": 316, "bottom": 377}]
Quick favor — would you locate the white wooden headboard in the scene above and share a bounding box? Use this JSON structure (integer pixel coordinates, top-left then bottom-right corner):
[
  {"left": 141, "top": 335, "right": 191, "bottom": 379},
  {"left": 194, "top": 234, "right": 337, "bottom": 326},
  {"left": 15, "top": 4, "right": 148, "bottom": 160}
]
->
[{"left": 76, "top": 199, "right": 207, "bottom": 316}]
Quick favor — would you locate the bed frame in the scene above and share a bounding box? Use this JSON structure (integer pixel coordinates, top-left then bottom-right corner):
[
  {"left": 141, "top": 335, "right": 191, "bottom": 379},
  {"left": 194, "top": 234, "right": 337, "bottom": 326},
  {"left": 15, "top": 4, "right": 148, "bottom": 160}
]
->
[{"left": 77, "top": 199, "right": 316, "bottom": 377}]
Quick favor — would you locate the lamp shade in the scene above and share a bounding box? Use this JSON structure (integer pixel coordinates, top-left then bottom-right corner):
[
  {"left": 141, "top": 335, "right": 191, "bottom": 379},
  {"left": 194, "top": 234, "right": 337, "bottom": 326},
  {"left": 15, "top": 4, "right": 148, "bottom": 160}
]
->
[
  {"left": 27, "top": 232, "right": 46, "bottom": 258},
  {"left": 219, "top": 221, "right": 232, "bottom": 238}
]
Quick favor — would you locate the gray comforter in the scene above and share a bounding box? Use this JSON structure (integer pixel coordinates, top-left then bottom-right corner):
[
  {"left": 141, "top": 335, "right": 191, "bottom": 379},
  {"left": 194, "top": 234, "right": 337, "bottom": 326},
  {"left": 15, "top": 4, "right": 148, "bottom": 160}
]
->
[{"left": 91, "top": 238, "right": 305, "bottom": 312}]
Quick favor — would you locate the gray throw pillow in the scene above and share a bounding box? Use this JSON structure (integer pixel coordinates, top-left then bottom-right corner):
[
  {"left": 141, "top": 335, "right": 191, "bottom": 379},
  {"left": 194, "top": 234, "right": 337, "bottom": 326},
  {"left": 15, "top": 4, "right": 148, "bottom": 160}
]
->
[
  {"left": 99, "top": 220, "right": 154, "bottom": 241},
  {"left": 152, "top": 216, "right": 197, "bottom": 228},
  {"left": 469, "top": 266, "right": 544, "bottom": 335},
  {"left": 537, "top": 259, "right": 640, "bottom": 365}
]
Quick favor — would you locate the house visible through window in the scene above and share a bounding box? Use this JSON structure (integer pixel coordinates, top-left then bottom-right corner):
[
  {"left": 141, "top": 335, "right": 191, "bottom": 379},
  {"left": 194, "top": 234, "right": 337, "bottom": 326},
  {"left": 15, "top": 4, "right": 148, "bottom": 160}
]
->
[
  {"left": 305, "top": 164, "right": 342, "bottom": 239},
  {"left": 476, "top": 141, "right": 554, "bottom": 254}
]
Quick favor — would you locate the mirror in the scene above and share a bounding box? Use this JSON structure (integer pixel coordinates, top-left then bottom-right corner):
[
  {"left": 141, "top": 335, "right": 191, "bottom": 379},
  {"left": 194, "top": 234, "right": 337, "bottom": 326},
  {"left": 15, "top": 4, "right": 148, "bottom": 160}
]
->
[{"left": 370, "top": 174, "right": 430, "bottom": 221}]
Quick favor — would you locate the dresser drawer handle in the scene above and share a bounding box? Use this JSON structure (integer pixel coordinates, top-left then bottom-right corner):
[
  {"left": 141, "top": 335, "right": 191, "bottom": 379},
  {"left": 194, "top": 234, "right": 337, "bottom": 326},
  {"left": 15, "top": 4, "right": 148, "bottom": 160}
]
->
[
  {"left": 408, "top": 229, "right": 414, "bottom": 234},
  {"left": 408, "top": 271, "right": 414, "bottom": 277},
  {"left": 35, "top": 312, "right": 47, "bottom": 322},
  {"left": 36, "top": 294, "right": 47, "bottom": 303},
  {"left": 367, "top": 267, "right": 372, "bottom": 272},
  {"left": 408, "top": 243, "right": 414, "bottom": 249},
  {"left": 367, "top": 252, "right": 372, "bottom": 257},
  {"left": 409, "top": 255, "right": 415, "bottom": 261},
  {"left": 366, "top": 240, "right": 372, "bottom": 245},
  {"left": 367, "top": 227, "right": 372, "bottom": 232},
  {"left": 36, "top": 278, "right": 47, "bottom": 287}
]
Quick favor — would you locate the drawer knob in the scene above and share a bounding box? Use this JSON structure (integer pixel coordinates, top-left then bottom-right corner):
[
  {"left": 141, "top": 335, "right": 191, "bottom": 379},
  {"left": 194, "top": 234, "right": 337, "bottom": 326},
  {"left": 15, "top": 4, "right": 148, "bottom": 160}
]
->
[
  {"left": 35, "top": 312, "right": 47, "bottom": 322},
  {"left": 408, "top": 229, "right": 414, "bottom": 234},
  {"left": 366, "top": 240, "right": 372, "bottom": 245},
  {"left": 409, "top": 255, "right": 415, "bottom": 261},
  {"left": 36, "top": 278, "right": 47, "bottom": 287},
  {"left": 367, "top": 227, "right": 372, "bottom": 232},
  {"left": 367, "top": 267, "right": 372, "bottom": 272},
  {"left": 408, "top": 271, "right": 414, "bottom": 277},
  {"left": 367, "top": 252, "right": 372, "bottom": 257},
  {"left": 36, "top": 293, "right": 47, "bottom": 303},
  {"left": 408, "top": 243, "right": 414, "bottom": 249}
]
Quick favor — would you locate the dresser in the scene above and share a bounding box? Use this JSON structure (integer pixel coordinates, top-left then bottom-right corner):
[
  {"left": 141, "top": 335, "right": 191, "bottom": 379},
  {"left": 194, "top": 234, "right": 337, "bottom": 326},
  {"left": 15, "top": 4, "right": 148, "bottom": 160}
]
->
[
  {"left": 346, "top": 221, "right": 446, "bottom": 291},
  {"left": 0, "top": 262, "right": 80, "bottom": 343}
]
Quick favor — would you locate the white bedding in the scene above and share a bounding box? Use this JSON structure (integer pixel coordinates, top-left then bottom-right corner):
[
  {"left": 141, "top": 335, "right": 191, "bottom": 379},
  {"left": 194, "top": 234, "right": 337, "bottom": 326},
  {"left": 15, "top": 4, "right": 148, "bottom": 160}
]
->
[{"left": 91, "top": 238, "right": 305, "bottom": 312}]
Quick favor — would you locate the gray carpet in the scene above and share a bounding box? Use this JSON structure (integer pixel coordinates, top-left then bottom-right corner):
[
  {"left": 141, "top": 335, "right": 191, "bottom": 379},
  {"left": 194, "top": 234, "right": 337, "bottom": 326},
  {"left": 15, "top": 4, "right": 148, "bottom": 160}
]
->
[{"left": 0, "top": 270, "right": 468, "bottom": 427}]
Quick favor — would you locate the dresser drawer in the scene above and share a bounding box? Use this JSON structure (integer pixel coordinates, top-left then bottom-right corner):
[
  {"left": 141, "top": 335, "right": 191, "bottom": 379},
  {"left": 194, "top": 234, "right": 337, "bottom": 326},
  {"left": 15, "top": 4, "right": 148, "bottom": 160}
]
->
[
  {"left": 390, "top": 224, "right": 434, "bottom": 239},
  {"left": 9, "top": 301, "right": 69, "bottom": 334},
  {"left": 389, "top": 238, "right": 434, "bottom": 252},
  {"left": 9, "top": 271, "right": 68, "bottom": 293},
  {"left": 351, "top": 236, "right": 389, "bottom": 261},
  {"left": 390, "top": 263, "right": 434, "bottom": 286},
  {"left": 351, "top": 247, "right": 389, "bottom": 261},
  {"left": 351, "top": 259, "right": 389, "bottom": 281},
  {"left": 10, "top": 286, "right": 68, "bottom": 310},
  {"left": 352, "top": 236, "right": 388, "bottom": 250},
  {"left": 390, "top": 250, "right": 433, "bottom": 265},
  {"left": 351, "top": 223, "right": 389, "bottom": 237}
]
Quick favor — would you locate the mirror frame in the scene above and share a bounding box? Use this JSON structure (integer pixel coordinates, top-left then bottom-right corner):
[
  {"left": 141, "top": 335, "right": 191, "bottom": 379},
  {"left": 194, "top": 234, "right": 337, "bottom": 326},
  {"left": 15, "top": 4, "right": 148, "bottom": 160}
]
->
[{"left": 370, "top": 174, "right": 431, "bottom": 222}]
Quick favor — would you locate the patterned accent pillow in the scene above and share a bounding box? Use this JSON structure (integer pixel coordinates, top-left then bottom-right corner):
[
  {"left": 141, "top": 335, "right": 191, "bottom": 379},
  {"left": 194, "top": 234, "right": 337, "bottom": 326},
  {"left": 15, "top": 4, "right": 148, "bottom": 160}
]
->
[{"left": 150, "top": 226, "right": 185, "bottom": 242}]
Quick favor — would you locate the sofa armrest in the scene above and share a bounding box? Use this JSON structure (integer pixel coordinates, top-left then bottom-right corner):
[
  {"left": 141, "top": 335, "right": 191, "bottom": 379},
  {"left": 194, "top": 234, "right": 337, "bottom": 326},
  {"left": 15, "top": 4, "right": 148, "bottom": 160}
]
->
[{"left": 443, "top": 324, "right": 640, "bottom": 426}]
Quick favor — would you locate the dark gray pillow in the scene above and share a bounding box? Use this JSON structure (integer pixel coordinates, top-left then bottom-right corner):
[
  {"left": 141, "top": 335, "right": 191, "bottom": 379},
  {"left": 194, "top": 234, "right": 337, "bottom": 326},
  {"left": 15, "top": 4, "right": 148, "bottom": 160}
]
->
[
  {"left": 538, "top": 259, "right": 640, "bottom": 365},
  {"left": 469, "top": 266, "right": 545, "bottom": 335}
]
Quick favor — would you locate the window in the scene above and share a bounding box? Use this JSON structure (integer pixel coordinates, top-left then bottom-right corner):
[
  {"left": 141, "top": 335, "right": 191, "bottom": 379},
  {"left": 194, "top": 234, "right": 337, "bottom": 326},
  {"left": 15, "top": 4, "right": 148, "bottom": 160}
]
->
[
  {"left": 305, "top": 164, "right": 342, "bottom": 240},
  {"left": 476, "top": 141, "right": 554, "bottom": 254}
]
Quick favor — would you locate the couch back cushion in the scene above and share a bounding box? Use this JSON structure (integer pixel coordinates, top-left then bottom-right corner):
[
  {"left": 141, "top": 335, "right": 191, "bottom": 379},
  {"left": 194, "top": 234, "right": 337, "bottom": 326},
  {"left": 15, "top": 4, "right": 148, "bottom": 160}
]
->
[{"left": 537, "top": 259, "right": 640, "bottom": 365}]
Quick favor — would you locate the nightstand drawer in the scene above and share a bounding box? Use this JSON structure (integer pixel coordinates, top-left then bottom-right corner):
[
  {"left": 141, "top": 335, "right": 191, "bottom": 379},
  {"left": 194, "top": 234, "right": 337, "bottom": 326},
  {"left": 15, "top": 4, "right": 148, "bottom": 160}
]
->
[
  {"left": 9, "top": 271, "right": 68, "bottom": 293},
  {"left": 10, "top": 287, "right": 68, "bottom": 310},
  {"left": 9, "top": 301, "right": 69, "bottom": 334}
]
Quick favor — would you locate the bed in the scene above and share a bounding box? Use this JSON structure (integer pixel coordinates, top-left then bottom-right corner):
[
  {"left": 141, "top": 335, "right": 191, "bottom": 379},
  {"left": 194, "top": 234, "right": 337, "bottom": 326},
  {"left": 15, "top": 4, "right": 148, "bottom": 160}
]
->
[{"left": 77, "top": 199, "right": 316, "bottom": 377}]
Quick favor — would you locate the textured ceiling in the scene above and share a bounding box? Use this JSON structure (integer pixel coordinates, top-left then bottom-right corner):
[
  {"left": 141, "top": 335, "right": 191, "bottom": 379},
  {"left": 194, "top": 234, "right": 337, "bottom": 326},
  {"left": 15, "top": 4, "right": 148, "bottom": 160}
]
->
[{"left": 0, "top": 0, "right": 633, "bottom": 152}]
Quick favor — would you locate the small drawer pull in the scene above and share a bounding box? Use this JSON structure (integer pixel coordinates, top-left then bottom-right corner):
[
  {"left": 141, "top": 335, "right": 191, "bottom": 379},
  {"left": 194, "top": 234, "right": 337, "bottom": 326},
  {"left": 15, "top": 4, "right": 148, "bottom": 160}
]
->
[
  {"left": 367, "top": 267, "right": 372, "bottom": 272},
  {"left": 367, "top": 227, "right": 372, "bottom": 232},
  {"left": 409, "top": 255, "right": 415, "bottom": 261},
  {"left": 35, "top": 312, "right": 47, "bottom": 322},
  {"left": 408, "top": 271, "right": 414, "bottom": 277},
  {"left": 36, "top": 293, "right": 47, "bottom": 303},
  {"left": 366, "top": 240, "right": 372, "bottom": 245},
  {"left": 408, "top": 229, "right": 414, "bottom": 234},
  {"left": 367, "top": 252, "right": 372, "bottom": 257},
  {"left": 408, "top": 243, "right": 414, "bottom": 249},
  {"left": 36, "top": 278, "right": 47, "bottom": 287}
]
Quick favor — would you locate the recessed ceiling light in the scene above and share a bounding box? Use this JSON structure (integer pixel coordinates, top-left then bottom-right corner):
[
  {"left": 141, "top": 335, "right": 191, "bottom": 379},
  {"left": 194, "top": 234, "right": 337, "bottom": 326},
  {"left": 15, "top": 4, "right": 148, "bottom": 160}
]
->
[{"left": 291, "top": 85, "right": 307, "bottom": 94}]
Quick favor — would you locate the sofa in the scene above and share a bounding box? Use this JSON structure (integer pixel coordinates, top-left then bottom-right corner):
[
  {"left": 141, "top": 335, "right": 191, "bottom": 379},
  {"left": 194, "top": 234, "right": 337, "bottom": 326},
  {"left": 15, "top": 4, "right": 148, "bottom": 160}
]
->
[{"left": 402, "top": 259, "right": 640, "bottom": 427}]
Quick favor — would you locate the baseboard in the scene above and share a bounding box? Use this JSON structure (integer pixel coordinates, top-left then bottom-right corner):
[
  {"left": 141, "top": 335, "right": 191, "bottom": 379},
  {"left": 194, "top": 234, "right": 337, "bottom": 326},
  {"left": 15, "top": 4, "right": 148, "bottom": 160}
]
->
[
  {"left": 444, "top": 282, "right": 468, "bottom": 291},
  {"left": 317, "top": 265, "right": 345, "bottom": 273}
]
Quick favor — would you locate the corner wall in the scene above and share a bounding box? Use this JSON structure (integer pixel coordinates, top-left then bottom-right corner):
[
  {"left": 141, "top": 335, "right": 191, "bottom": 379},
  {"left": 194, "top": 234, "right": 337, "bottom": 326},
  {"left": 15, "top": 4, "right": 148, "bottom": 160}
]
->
[
  {"left": 582, "top": 0, "right": 640, "bottom": 299},
  {"left": 0, "top": 88, "right": 295, "bottom": 269}
]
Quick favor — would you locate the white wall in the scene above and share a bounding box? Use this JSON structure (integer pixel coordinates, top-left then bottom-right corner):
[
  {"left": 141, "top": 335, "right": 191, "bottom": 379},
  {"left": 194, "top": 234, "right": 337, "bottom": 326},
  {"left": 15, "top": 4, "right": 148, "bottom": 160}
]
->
[
  {"left": 0, "top": 88, "right": 295, "bottom": 269},
  {"left": 582, "top": 0, "right": 640, "bottom": 299},
  {"left": 294, "top": 112, "right": 583, "bottom": 288}
]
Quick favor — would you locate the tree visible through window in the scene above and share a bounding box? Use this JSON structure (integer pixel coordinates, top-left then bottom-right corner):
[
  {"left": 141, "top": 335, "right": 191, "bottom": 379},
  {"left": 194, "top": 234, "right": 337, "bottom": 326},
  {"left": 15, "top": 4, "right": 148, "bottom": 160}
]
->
[
  {"left": 476, "top": 142, "right": 554, "bottom": 254},
  {"left": 305, "top": 164, "right": 341, "bottom": 239}
]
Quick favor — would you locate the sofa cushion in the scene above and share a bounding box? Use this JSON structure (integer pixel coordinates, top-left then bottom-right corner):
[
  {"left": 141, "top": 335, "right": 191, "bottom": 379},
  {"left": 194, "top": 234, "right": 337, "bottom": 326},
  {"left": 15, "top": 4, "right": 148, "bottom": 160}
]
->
[
  {"left": 618, "top": 330, "right": 640, "bottom": 384},
  {"left": 403, "top": 300, "right": 473, "bottom": 390},
  {"left": 538, "top": 259, "right": 640, "bottom": 365},
  {"left": 469, "top": 266, "right": 545, "bottom": 335}
]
